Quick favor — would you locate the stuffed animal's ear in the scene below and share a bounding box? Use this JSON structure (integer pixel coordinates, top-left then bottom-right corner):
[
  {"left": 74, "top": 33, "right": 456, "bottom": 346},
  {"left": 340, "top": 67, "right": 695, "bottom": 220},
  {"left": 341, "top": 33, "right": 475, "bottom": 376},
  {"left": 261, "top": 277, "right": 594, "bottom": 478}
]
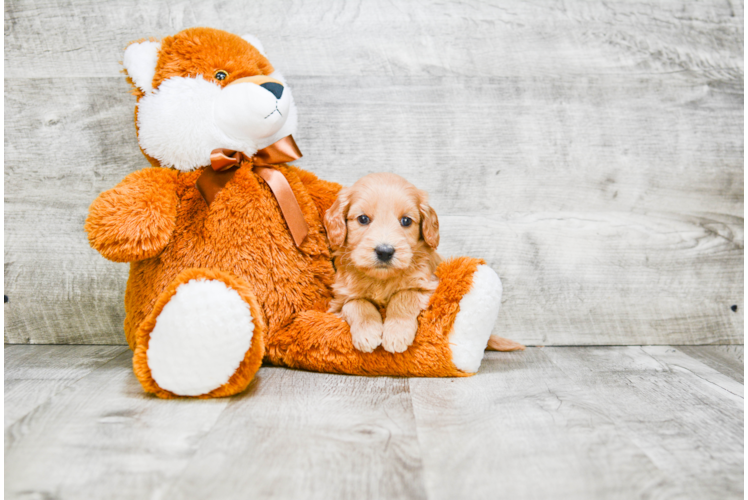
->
[
  {"left": 324, "top": 188, "right": 351, "bottom": 250},
  {"left": 123, "top": 40, "right": 161, "bottom": 94},
  {"left": 418, "top": 190, "right": 440, "bottom": 249},
  {"left": 241, "top": 34, "right": 266, "bottom": 56}
]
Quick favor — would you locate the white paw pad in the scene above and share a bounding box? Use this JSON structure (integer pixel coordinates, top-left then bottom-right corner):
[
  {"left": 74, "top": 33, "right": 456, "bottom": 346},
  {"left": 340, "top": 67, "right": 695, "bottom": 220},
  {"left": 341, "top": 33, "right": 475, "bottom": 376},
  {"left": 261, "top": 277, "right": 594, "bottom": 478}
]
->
[
  {"left": 147, "top": 278, "right": 254, "bottom": 396},
  {"left": 448, "top": 265, "right": 503, "bottom": 373}
]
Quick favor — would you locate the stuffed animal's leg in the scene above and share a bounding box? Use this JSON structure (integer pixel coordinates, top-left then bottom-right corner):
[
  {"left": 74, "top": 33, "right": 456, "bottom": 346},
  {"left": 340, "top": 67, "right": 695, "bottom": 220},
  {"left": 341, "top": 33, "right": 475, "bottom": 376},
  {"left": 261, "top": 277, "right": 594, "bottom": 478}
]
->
[
  {"left": 132, "top": 268, "right": 266, "bottom": 398},
  {"left": 265, "top": 257, "right": 509, "bottom": 377}
]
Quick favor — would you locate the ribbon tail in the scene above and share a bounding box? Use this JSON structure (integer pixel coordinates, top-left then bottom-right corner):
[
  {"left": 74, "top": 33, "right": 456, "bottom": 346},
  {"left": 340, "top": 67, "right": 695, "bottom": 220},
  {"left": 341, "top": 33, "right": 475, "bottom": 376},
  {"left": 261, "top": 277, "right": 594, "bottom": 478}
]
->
[
  {"left": 253, "top": 166, "right": 309, "bottom": 248},
  {"left": 196, "top": 166, "right": 239, "bottom": 206}
]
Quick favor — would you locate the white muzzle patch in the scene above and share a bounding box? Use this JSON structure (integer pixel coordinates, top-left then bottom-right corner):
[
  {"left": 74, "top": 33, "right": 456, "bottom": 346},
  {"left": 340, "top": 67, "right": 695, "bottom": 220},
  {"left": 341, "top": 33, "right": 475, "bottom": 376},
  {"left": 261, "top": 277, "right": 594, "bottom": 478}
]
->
[
  {"left": 214, "top": 80, "right": 291, "bottom": 141},
  {"left": 136, "top": 75, "right": 297, "bottom": 172}
]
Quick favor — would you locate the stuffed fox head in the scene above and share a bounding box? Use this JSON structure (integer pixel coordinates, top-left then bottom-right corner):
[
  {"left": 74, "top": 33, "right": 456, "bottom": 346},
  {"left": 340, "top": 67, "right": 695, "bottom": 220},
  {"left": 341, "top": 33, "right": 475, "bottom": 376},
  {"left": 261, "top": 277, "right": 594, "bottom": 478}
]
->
[{"left": 123, "top": 28, "right": 298, "bottom": 171}]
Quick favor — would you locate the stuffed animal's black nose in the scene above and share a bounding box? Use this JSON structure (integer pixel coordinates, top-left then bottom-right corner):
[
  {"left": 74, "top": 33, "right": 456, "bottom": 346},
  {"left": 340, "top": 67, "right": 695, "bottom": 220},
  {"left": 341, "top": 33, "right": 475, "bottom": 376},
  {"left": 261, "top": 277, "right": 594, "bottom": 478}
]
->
[
  {"left": 260, "top": 82, "right": 284, "bottom": 99},
  {"left": 375, "top": 244, "right": 395, "bottom": 262}
]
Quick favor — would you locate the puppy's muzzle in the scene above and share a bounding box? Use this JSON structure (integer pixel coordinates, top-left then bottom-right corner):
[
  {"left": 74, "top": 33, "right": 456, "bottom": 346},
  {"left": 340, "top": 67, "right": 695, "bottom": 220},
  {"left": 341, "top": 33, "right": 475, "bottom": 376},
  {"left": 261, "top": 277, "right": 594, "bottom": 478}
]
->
[{"left": 375, "top": 244, "right": 395, "bottom": 263}]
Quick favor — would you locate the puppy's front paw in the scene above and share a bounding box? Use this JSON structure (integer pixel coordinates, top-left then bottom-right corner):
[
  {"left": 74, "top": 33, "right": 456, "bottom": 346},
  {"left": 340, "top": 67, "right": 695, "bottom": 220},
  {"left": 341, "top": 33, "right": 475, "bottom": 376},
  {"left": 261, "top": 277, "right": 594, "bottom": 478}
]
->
[
  {"left": 350, "top": 322, "right": 383, "bottom": 353},
  {"left": 382, "top": 316, "right": 418, "bottom": 353}
]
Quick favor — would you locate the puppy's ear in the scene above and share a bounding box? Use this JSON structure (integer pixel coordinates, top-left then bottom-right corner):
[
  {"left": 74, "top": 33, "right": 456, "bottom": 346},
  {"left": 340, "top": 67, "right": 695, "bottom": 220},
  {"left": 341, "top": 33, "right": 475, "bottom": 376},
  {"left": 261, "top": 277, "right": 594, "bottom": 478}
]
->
[
  {"left": 418, "top": 190, "right": 440, "bottom": 249},
  {"left": 324, "top": 188, "right": 351, "bottom": 250}
]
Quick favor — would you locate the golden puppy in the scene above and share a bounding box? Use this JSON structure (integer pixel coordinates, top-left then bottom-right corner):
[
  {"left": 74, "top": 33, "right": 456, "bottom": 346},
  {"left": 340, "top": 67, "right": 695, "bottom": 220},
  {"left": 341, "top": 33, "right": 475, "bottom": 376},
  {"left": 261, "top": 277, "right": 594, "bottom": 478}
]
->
[{"left": 324, "top": 172, "right": 441, "bottom": 353}]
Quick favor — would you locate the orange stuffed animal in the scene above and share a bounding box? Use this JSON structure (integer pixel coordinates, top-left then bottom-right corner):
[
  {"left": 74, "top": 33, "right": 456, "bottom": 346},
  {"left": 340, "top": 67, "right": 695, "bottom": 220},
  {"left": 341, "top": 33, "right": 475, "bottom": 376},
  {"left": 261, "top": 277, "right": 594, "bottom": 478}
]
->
[{"left": 85, "top": 27, "right": 520, "bottom": 399}]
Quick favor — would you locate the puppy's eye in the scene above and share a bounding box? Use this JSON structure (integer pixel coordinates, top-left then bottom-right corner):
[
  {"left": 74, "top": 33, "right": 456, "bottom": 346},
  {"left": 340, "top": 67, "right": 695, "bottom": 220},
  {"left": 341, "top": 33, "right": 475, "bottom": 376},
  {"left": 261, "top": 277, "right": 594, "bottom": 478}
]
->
[
  {"left": 357, "top": 215, "right": 370, "bottom": 225},
  {"left": 400, "top": 216, "right": 413, "bottom": 227},
  {"left": 214, "top": 70, "right": 229, "bottom": 81}
]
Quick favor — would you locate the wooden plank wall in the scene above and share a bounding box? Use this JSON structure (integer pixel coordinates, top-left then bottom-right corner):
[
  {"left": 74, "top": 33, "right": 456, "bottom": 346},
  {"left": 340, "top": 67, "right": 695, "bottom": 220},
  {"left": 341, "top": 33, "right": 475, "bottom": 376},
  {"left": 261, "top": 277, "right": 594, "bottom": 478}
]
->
[{"left": 4, "top": 0, "right": 743, "bottom": 345}]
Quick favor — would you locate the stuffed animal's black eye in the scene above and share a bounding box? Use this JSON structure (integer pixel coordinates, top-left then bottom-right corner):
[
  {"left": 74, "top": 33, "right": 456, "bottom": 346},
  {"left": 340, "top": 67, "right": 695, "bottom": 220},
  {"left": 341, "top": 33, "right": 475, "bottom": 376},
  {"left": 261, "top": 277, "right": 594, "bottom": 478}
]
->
[
  {"left": 357, "top": 215, "right": 370, "bottom": 225},
  {"left": 400, "top": 217, "right": 413, "bottom": 227},
  {"left": 215, "top": 70, "right": 229, "bottom": 81}
]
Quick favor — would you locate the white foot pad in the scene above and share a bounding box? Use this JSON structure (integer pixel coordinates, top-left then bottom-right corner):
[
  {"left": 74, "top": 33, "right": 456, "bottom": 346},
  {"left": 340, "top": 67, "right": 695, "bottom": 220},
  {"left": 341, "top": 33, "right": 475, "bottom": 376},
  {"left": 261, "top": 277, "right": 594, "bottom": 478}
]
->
[
  {"left": 448, "top": 265, "right": 503, "bottom": 373},
  {"left": 147, "top": 278, "right": 254, "bottom": 396}
]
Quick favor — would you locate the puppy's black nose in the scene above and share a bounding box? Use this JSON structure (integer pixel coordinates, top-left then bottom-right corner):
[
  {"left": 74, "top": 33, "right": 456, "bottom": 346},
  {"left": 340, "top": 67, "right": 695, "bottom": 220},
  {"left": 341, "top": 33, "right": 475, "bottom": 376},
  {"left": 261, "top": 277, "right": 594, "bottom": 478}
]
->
[
  {"left": 260, "top": 82, "right": 284, "bottom": 99},
  {"left": 375, "top": 244, "right": 395, "bottom": 262}
]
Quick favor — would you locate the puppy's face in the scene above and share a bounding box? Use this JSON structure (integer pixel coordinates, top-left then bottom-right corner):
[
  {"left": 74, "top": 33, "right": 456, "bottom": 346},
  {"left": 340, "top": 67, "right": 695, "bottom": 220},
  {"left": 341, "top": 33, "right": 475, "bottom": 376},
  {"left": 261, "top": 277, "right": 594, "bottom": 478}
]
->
[{"left": 325, "top": 173, "right": 439, "bottom": 279}]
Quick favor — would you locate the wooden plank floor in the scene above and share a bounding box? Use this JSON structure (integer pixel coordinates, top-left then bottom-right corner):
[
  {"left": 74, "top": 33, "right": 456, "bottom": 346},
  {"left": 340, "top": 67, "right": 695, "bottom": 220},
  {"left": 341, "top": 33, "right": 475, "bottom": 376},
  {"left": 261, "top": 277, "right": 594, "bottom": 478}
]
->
[{"left": 5, "top": 345, "right": 743, "bottom": 500}]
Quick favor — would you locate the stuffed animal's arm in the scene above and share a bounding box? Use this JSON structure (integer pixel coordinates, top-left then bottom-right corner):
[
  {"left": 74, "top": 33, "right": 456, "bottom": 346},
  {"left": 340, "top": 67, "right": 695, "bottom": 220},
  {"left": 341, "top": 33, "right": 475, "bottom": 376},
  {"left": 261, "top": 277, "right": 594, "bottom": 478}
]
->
[
  {"left": 291, "top": 167, "right": 342, "bottom": 219},
  {"left": 85, "top": 168, "right": 179, "bottom": 263}
]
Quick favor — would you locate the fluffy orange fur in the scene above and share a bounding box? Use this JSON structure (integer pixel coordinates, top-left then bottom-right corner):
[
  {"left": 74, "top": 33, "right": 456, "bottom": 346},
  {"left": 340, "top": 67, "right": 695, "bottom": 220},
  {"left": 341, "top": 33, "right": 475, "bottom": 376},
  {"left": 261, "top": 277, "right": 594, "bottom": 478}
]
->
[
  {"left": 88, "top": 163, "right": 341, "bottom": 351},
  {"left": 153, "top": 28, "right": 273, "bottom": 90},
  {"left": 85, "top": 168, "right": 179, "bottom": 262},
  {"left": 265, "top": 256, "right": 483, "bottom": 377},
  {"left": 324, "top": 173, "right": 442, "bottom": 353},
  {"left": 86, "top": 27, "right": 519, "bottom": 398}
]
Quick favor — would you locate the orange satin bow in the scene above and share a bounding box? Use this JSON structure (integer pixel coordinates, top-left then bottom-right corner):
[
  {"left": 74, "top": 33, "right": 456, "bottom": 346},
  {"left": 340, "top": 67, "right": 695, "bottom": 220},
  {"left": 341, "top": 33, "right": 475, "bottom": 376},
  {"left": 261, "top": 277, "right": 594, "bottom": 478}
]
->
[
  {"left": 209, "top": 135, "right": 303, "bottom": 171},
  {"left": 196, "top": 135, "right": 309, "bottom": 248}
]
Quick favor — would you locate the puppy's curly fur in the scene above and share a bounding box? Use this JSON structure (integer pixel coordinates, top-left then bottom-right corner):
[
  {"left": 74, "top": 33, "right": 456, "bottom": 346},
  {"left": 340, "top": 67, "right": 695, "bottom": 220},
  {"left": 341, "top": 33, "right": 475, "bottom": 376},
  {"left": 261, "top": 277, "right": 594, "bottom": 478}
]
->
[{"left": 324, "top": 173, "right": 442, "bottom": 353}]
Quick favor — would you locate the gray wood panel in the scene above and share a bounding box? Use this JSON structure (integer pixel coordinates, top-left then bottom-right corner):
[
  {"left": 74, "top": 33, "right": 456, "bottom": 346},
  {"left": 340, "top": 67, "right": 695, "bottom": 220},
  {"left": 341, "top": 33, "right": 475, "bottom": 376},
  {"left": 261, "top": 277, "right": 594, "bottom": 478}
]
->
[
  {"left": 4, "top": 0, "right": 743, "bottom": 345},
  {"left": 4, "top": 78, "right": 140, "bottom": 344},
  {"left": 545, "top": 347, "right": 744, "bottom": 498},
  {"left": 5, "top": 350, "right": 232, "bottom": 500},
  {"left": 679, "top": 345, "right": 744, "bottom": 383},
  {"left": 5, "top": 1, "right": 744, "bottom": 81},
  {"left": 4, "top": 345, "right": 743, "bottom": 499},
  {"left": 4, "top": 344, "right": 127, "bottom": 428},
  {"left": 410, "top": 346, "right": 743, "bottom": 500},
  {"left": 439, "top": 212, "right": 743, "bottom": 346},
  {"left": 164, "top": 368, "right": 426, "bottom": 500}
]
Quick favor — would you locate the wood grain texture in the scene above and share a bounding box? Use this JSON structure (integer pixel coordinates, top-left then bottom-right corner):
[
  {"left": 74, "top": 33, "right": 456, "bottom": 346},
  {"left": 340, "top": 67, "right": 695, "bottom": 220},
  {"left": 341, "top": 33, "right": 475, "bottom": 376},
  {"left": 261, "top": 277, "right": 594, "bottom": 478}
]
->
[
  {"left": 4, "top": 0, "right": 743, "bottom": 345},
  {"left": 4, "top": 345, "right": 742, "bottom": 499},
  {"left": 4, "top": 344, "right": 127, "bottom": 428},
  {"left": 4, "top": 350, "right": 232, "bottom": 500},
  {"left": 642, "top": 345, "right": 743, "bottom": 398},
  {"left": 410, "top": 346, "right": 743, "bottom": 500},
  {"left": 163, "top": 367, "right": 426, "bottom": 500},
  {"left": 544, "top": 347, "right": 744, "bottom": 499},
  {"left": 4, "top": 78, "right": 139, "bottom": 344},
  {"left": 439, "top": 212, "right": 743, "bottom": 346},
  {"left": 679, "top": 345, "right": 744, "bottom": 383},
  {"left": 5, "top": 1, "right": 744, "bottom": 81}
]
